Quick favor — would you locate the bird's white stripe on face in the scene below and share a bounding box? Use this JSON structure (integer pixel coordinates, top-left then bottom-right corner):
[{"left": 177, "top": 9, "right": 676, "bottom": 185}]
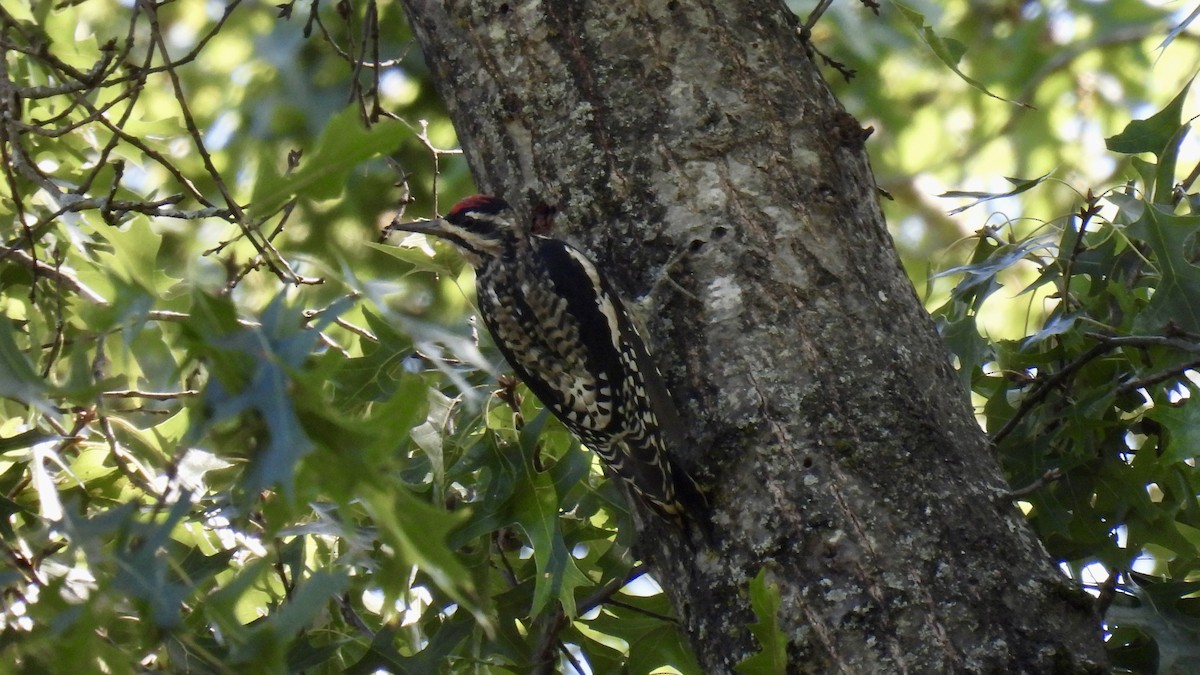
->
[
  {"left": 564, "top": 247, "right": 623, "bottom": 354},
  {"left": 437, "top": 220, "right": 505, "bottom": 259}
]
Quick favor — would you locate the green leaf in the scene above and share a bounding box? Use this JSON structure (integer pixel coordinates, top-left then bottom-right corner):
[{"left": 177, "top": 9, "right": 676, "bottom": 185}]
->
[
  {"left": 891, "top": 1, "right": 1029, "bottom": 108},
  {"left": 735, "top": 568, "right": 788, "bottom": 674},
  {"left": 0, "top": 428, "right": 54, "bottom": 452},
  {"left": 90, "top": 215, "right": 165, "bottom": 291},
  {"left": 1147, "top": 401, "right": 1200, "bottom": 465},
  {"left": 1106, "top": 572, "right": 1200, "bottom": 675},
  {"left": 345, "top": 614, "right": 476, "bottom": 674},
  {"left": 1106, "top": 80, "right": 1193, "bottom": 157},
  {"left": 269, "top": 570, "right": 348, "bottom": 640},
  {"left": 626, "top": 623, "right": 703, "bottom": 675},
  {"left": 359, "top": 483, "right": 486, "bottom": 626},
  {"left": 510, "top": 410, "right": 590, "bottom": 617},
  {"left": 326, "top": 308, "right": 414, "bottom": 404},
  {"left": 184, "top": 294, "right": 330, "bottom": 500},
  {"left": 364, "top": 240, "right": 453, "bottom": 275},
  {"left": 0, "top": 316, "right": 51, "bottom": 412},
  {"left": 1129, "top": 209, "right": 1200, "bottom": 334},
  {"left": 249, "top": 108, "right": 410, "bottom": 219},
  {"left": 1155, "top": 124, "right": 1189, "bottom": 205},
  {"left": 941, "top": 173, "right": 1051, "bottom": 215},
  {"left": 932, "top": 298, "right": 992, "bottom": 392},
  {"left": 111, "top": 497, "right": 194, "bottom": 630}
]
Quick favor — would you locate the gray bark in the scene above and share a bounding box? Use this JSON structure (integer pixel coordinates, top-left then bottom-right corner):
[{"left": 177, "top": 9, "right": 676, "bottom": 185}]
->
[{"left": 399, "top": 0, "right": 1107, "bottom": 671}]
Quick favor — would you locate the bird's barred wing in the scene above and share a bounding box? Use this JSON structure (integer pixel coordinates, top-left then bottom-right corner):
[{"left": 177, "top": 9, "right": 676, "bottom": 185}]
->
[{"left": 537, "top": 240, "right": 705, "bottom": 520}]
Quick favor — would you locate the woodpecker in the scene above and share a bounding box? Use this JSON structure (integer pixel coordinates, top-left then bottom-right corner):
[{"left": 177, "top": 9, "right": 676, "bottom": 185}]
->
[{"left": 387, "top": 195, "right": 706, "bottom": 526}]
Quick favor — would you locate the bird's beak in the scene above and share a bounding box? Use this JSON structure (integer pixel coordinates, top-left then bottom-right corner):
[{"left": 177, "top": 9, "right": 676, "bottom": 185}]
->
[{"left": 384, "top": 215, "right": 447, "bottom": 238}]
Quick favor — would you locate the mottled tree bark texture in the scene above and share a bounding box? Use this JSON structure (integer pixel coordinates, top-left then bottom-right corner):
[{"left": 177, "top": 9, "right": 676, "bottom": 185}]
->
[{"left": 399, "top": 0, "right": 1106, "bottom": 671}]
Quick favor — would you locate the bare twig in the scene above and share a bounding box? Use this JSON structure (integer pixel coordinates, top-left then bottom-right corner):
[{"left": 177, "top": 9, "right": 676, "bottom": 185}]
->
[
  {"left": 1003, "top": 468, "right": 1064, "bottom": 501},
  {"left": 0, "top": 244, "right": 110, "bottom": 305},
  {"left": 1083, "top": 332, "right": 1200, "bottom": 354},
  {"left": 991, "top": 343, "right": 1113, "bottom": 445},
  {"left": 1116, "top": 359, "right": 1200, "bottom": 396},
  {"left": 101, "top": 389, "right": 201, "bottom": 400}
]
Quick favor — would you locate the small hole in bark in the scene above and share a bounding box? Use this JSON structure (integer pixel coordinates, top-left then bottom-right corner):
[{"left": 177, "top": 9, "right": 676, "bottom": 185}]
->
[
  {"left": 689, "top": 239, "right": 704, "bottom": 252},
  {"left": 667, "top": 0, "right": 679, "bottom": 9},
  {"left": 712, "top": 226, "right": 728, "bottom": 239},
  {"left": 802, "top": 456, "right": 813, "bottom": 468},
  {"left": 498, "top": 3, "right": 509, "bottom": 13}
]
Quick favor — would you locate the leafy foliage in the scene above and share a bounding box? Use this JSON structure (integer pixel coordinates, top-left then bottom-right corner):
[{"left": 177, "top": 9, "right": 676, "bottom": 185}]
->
[
  {"left": 735, "top": 568, "right": 788, "bottom": 675},
  {"left": 931, "top": 84, "right": 1200, "bottom": 674},
  {"left": 0, "top": 0, "right": 689, "bottom": 672},
  {"left": 1, "top": 0, "right": 1197, "bottom": 672}
]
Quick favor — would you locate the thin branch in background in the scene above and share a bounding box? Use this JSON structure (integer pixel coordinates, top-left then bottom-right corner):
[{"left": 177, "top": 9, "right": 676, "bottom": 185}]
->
[
  {"left": 533, "top": 610, "right": 570, "bottom": 675},
  {"left": 337, "top": 593, "right": 375, "bottom": 639},
  {"left": 1058, "top": 190, "right": 1102, "bottom": 313},
  {"left": 89, "top": 335, "right": 165, "bottom": 494},
  {"left": 1003, "top": 468, "right": 1064, "bottom": 501},
  {"left": 75, "top": 11, "right": 153, "bottom": 197},
  {"left": 272, "top": 538, "right": 295, "bottom": 601},
  {"left": 219, "top": 198, "right": 324, "bottom": 290},
  {"left": 491, "top": 530, "right": 522, "bottom": 588},
  {"left": 352, "top": 23, "right": 369, "bottom": 118},
  {"left": 605, "top": 597, "right": 679, "bottom": 623},
  {"left": 991, "top": 342, "right": 1113, "bottom": 445},
  {"left": 556, "top": 642, "right": 586, "bottom": 675},
  {"left": 2, "top": 539, "right": 46, "bottom": 587},
  {"left": 345, "top": 0, "right": 368, "bottom": 118},
  {"left": 955, "top": 23, "right": 1172, "bottom": 167},
  {"left": 1116, "top": 359, "right": 1200, "bottom": 396},
  {"left": 576, "top": 563, "right": 649, "bottom": 616},
  {"left": 1084, "top": 332, "right": 1200, "bottom": 354},
  {"left": 415, "top": 119, "right": 464, "bottom": 214},
  {"left": 146, "top": 309, "right": 261, "bottom": 329},
  {"left": 96, "top": 0, "right": 243, "bottom": 91},
  {"left": 367, "top": 0, "right": 384, "bottom": 122},
  {"left": 101, "top": 389, "right": 201, "bottom": 400},
  {"left": 994, "top": 331, "right": 1200, "bottom": 446},
  {"left": 304, "top": 0, "right": 409, "bottom": 70},
  {"left": 40, "top": 247, "right": 69, "bottom": 379},
  {"left": 1180, "top": 155, "right": 1200, "bottom": 194},
  {"left": 8, "top": 197, "right": 233, "bottom": 255},
  {"left": 533, "top": 563, "right": 655, "bottom": 674},
  {"left": 301, "top": 299, "right": 378, "bottom": 343},
  {"left": 97, "top": 412, "right": 160, "bottom": 494},
  {"left": 0, "top": 244, "right": 110, "bottom": 305},
  {"left": 0, "top": 38, "right": 39, "bottom": 290},
  {"left": 137, "top": 0, "right": 310, "bottom": 288},
  {"left": 801, "top": 0, "right": 835, "bottom": 36},
  {"left": 797, "top": 0, "right": 857, "bottom": 82},
  {"left": 70, "top": 92, "right": 211, "bottom": 205},
  {"left": 139, "top": 1, "right": 247, "bottom": 215},
  {"left": 1096, "top": 568, "right": 1121, "bottom": 617}
]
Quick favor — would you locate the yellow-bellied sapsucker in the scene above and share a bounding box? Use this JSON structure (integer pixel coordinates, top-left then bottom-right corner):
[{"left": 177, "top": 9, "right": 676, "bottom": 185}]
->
[{"left": 387, "top": 195, "right": 706, "bottom": 526}]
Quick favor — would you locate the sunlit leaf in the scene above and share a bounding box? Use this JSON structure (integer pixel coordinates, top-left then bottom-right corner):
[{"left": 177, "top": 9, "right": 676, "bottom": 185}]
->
[
  {"left": 1105, "top": 80, "right": 1193, "bottom": 157},
  {"left": 941, "top": 174, "right": 1051, "bottom": 215},
  {"left": 735, "top": 568, "right": 788, "bottom": 675},
  {"left": 359, "top": 483, "right": 486, "bottom": 625},
  {"left": 249, "top": 107, "right": 411, "bottom": 219},
  {"left": 891, "top": 1, "right": 1030, "bottom": 107},
  {"left": 269, "top": 570, "right": 349, "bottom": 639},
  {"left": 0, "top": 316, "right": 52, "bottom": 411}
]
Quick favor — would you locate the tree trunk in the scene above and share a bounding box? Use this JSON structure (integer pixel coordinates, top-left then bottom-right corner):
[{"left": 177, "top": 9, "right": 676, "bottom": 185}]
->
[{"left": 399, "top": 0, "right": 1107, "bottom": 671}]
